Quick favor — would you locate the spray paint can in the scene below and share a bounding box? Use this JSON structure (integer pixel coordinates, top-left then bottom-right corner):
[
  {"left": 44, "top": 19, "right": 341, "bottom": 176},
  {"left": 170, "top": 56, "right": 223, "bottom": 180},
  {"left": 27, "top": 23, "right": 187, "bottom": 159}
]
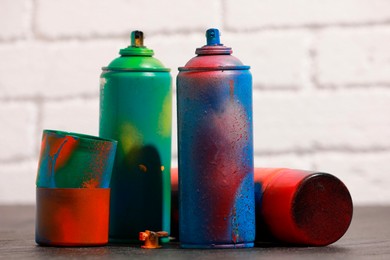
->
[
  {"left": 177, "top": 28, "right": 255, "bottom": 248},
  {"left": 254, "top": 168, "right": 353, "bottom": 246},
  {"left": 100, "top": 31, "right": 172, "bottom": 242}
]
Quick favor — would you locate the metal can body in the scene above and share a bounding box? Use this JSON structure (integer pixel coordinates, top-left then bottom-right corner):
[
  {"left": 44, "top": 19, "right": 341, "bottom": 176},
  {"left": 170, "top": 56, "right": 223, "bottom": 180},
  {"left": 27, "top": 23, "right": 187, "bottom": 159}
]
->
[
  {"left": 254, "top": 168, "right": 353, "bottom": 246},
  {"left": 36, "top": 130, "right": 117, "bottom": 189},
  {"left": 177, "top": 29, "right": 255, "bottom": 248},
  {"left": 99, "top": 31, "right": 172, "bottom": 242}
]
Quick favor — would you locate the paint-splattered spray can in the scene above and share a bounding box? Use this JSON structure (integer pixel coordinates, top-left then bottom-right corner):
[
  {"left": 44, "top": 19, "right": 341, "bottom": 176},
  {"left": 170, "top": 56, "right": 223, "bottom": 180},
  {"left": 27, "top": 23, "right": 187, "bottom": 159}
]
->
[
  {"left": 177, "top": 28, "right": 255, "bottom": 248},
  {"left": 100, "top": 31, "right": 172, "bottom": 243},
  {"left": 254, "top": 168, "right": 353, "bottom": 246}
]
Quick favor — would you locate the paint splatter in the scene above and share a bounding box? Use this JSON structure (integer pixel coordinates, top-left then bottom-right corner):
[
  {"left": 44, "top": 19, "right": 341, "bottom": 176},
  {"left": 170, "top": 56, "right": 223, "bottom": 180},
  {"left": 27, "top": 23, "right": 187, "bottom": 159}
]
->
[
  {"left": 139, "top": 164, "right": 148, "bottom": 172},
  {"left": 36, "top": 131, "right": 117, "bottom": 188},
  {"left": 82, "top": 176, "right": 100, "bottom": 188},
  {"left": 229, "top": 80, "right": 234, "bottom": 102},
  {"left": 158, "top": 92, "right": 172, "bottom": 137},
  {"left": 119, "top": 123, "right": 143, "bottom": 155}
]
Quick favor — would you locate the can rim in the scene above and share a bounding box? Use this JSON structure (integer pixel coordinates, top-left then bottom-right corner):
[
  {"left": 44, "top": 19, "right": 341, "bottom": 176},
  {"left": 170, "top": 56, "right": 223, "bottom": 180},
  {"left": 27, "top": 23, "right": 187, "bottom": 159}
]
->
[
  {"left": 178, "top": 66, "right": 250, "bottom": 71},
  {"left": 102, "top": 67, "right": 171, "bottom": 72},
  {"left": 43, "top": 129, "right": 117, "bottom": 145}
]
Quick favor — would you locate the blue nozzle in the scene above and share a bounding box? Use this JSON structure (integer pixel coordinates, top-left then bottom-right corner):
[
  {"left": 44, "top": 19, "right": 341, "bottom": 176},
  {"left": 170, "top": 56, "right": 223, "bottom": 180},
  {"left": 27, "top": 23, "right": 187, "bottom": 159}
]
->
[{"left": 206, "top": 28, "right": 221, "bottom": 45}]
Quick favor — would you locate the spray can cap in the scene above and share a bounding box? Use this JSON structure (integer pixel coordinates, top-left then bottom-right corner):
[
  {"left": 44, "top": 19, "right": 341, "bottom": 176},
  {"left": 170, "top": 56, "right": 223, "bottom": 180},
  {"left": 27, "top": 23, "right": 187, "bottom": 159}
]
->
[
  {"left": 119, "top": 30, "right": 154, "bottom": 56},
  {"left": 179, "top": 28, "right": 249, "bottom": 71},
  {"left": 103, "top": 30, "right": 170, "bottom": 72},
  {"left": 195, "top": 28, "right": 232, "bottom": 55}
]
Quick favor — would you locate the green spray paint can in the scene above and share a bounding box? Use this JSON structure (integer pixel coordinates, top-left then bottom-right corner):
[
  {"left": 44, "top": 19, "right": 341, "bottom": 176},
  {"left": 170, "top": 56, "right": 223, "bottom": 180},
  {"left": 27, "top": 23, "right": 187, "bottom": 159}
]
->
[{"left": 99, "top": 31, "right": 172, "bottom": 243}]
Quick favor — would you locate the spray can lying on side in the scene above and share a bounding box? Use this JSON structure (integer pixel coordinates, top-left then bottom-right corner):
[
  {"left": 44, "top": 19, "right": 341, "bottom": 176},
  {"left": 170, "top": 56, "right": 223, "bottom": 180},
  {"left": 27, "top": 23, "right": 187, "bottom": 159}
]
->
[
  {"left": 100, "top": 31, "right": 172, "bottom": 243},
  {"left": 254, "top": 168, "right": 353, "bottom": 246},
  {"left": 177, "top": 28, "right": 255, "bottom": 248}
]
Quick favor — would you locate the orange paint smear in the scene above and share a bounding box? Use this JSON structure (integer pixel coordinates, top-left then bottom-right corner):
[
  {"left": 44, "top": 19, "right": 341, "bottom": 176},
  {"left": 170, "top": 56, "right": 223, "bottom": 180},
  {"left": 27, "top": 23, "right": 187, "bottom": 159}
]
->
[
  {"left": 44, "top": 135, "right": 79, "bottom": 172},
  {"left": 36, "top": 188, "right": 110, "bottom": 246}
]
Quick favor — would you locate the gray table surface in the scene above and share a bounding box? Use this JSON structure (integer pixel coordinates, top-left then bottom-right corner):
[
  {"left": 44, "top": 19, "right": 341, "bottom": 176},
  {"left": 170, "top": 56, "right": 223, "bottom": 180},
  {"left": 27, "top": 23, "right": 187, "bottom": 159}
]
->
[{"left": 0, "top": 205, "right": 389, "bottom": 259}]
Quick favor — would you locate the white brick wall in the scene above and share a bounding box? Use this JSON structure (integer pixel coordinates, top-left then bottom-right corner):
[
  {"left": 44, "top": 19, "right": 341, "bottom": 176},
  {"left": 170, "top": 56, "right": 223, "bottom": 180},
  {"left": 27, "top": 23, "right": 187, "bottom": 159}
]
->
[
  {"left": 225, "top": 0, "right": 390, "bottom": 29},
  {"left": 317, "top": 27, "right": 390, "bottom": 86},
  {"left": 0, "top": 0, "right": 32, "bottom": 40},
  {"left": 0, "top": 161, "right": 36, "bottom": 204},
  {"left": 0, "top": 0, "right": 389, "bottom": 205},
  {"left": 42, "top": 98, "right": 99, "bottom": 136},
  {"left": 0, "top": 102, "right": 37, "bottom": 160},
  {"left": 35, "top": 0, "right": 222, "bottom": 39},
  {"left": 253, "top": 89, "right": 390, "bottom": 152},
  {"left": 0, "top": 41, "right": 122, "bottom": 98}
]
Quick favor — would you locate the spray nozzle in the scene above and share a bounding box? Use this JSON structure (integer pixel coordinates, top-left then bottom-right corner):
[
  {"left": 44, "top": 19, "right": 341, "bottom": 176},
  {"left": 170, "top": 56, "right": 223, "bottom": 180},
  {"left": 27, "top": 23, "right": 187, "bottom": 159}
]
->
[
  {"left": 206, "top": 28, "right": 221, "bottom": 46},
  {"left": 131, "top": 30, "right": 144, "bottom": 47}
]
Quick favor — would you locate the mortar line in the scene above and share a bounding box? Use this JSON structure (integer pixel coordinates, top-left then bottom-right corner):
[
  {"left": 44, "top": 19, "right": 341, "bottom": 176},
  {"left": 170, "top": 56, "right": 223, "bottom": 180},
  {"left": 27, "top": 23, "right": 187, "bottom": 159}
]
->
[
  {"left": 225, "top": 20, "right": 390, "bottom": 33},
  {"left": 253, "top": 146, "right": 390, "bottom": 157},
  {"left": 0, "top": 93, "right": 99, "bottom": 103}
]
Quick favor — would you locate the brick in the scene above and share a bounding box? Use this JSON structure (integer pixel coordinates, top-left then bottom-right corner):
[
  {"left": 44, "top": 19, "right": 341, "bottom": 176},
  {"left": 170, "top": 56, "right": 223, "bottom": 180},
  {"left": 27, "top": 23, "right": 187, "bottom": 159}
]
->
[
  {"left": 313, "top": 152, "right": 390, "bottom": 205},
  {"left": 0, "top": 0, "right": 31, "bottom": 40},
  {"left": 317, "top": 27, "right": 390, "bottom": 86},
  {"left": 224, "top": 31, "right": 310, "bottom": 88},
  {"left": 253, "top": 89, "right": 390, "bottom": 153},
  {"left": 36, "top": 0, "right": 221, "bottom": 39},
  {"left": 225, "top": 0, "right": 390, "bottom": 30},
  {"left": 0, "top": 102, "right": 36, "bottom": 160},
  {"left": 41, "top": 98, "right": 99, "bottom": 136},
  {"left": 0, "top": 40, "right": 122, "bottom": 98}
]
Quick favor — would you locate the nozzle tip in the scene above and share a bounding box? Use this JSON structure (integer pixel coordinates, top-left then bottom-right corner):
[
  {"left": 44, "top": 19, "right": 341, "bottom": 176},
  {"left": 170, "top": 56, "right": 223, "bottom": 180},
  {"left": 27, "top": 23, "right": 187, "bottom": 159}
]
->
[
  {"left": 206, "top": 28, "right": 221, "bottom": 46},
  {"left": 131, "top": 30, "right": 144, "bottom": 47}
]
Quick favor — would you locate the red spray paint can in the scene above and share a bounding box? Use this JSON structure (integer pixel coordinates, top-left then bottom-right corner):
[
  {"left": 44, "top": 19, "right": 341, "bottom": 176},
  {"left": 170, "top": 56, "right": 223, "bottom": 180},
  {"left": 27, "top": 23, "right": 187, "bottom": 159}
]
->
[{"left": 254, "top": 168, "right": 353, "bottom": 246}]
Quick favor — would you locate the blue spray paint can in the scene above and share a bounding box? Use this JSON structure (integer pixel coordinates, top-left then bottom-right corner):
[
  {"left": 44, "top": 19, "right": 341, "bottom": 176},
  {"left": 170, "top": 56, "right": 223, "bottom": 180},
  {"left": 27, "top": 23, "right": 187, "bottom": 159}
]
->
[{"left": 177, "top": 28, "right": 255, "bottom": 248}]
